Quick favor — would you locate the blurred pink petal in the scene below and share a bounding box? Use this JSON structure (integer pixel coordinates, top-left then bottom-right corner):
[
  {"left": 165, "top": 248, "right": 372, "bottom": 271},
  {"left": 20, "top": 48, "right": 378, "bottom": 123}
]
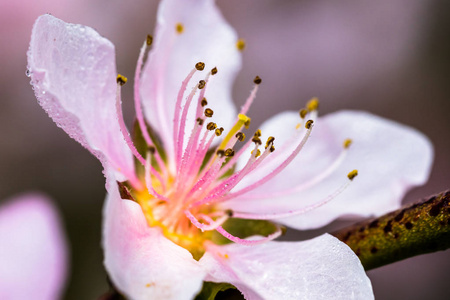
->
[{"left": 0, "top": 194, "right": 68, "bottom": 300}]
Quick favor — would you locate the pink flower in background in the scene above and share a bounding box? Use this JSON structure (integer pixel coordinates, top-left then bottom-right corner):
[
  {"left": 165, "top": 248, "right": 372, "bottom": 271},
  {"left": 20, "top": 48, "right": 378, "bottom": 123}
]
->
[
  {"left": 27, "top": 0, "right": 432, "bottom": 299},
  {"left": 0, "top": 194, "right": 68, "bottom": 300}
]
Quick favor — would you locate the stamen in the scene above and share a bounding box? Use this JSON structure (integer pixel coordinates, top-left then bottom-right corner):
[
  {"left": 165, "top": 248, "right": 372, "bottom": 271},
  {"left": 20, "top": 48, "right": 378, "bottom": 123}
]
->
[
  {"left": 196, "top": 118, "right": 204, "bottom": 126},
  {"left": 144, "top": 153, "right": 169, "bottom": 202},
  {"left": 215, "top": 225, "right": 283, "bottom": 246},
  {"left": 253, "top": 76, "right": 262, "bottom": 84},
  {"left": 236, "top": 38, "right": 246, "bottom": 51},
  {"left": 201, "top": 98, "right": 208, "bottom": 107},
  {"left": 184, "top": 211, "right": 230, "bottom": 232},
  {"left": 224, "top": 148, "right": 235, "bottom": 157},
  {"left": 198, "top": 80, "right": 206, "bottom": 89},
  {"left": 218, "top": 114, "right": 250, "bottom": 151},
  {"left": 204, "top": 108, "right": 214, "bottom": 117},
  {"left": 299, "top": 109, "right": 308, "bottom": 119},
  {"left": 195, "top": 62, "right": 205, "bottom": 71},
  {"left": 176, "top": 22, "right": 184, "bottom": 34},
  {"left": 305, "top": 119, "right": 314, "bottom": 129},
  {"left": 343, "top": 138, "right": 352, "bottom": 149},
  {"left": 146, "top": 34, "right": 153, "bottom": 46},
  {"left": 211, "top": 67, "right": 218, "bottom": 75},
  {"left": 215, "top": 127, "right": 224, "bottom": 136},
  {"left": 235, "top": 132, "right": 245, "bottom": 142},
  {"left": 306, "top": 97, "right": 319, "bottom": 112},
  {"left": 116, "top": 74, "right": 127, "bottom": 86},
  {"left": 206, "top": 122, "right": 217, "bottom": 131},
  {"left": 232, "top": 178, "right": 353, "bottom": 220},
  {"left": 347, "top": 169, "right": 358, "bottom": 180}
]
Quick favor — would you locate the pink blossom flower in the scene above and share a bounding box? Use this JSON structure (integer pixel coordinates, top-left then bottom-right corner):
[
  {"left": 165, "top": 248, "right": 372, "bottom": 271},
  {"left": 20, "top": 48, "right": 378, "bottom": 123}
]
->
[
  {"left": 27, "top": 0, "right": 432, "bottom": 299},
  {"left": 0, "top": 194, "right": 68, "bottom": 300}
]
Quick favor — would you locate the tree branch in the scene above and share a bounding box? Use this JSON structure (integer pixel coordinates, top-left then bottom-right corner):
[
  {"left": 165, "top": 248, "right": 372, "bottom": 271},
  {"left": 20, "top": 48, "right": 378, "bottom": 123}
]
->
[{"left": 332, "top": 190, "right": 450, "bottom": 270}]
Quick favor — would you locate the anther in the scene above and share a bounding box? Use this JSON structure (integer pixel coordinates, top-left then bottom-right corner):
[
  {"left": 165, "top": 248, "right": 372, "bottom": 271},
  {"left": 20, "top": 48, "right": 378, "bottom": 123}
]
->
[
  {"left": 146, "top": 35, "right": 153, "bottom": 46},
  {"left": 347, "top": 169, "right": 358, "bottom": 180},
  {"left": 201, "top": 98, "right": 208, "bottom": 107},
  {"left": 299, "top": 109, "right": 308, "bottom": 119},
  {"left": 215, "top": 127, "right": 224, "bottom": 136},
  {"left": 116, "top": 74, "right": 127, "bottom": 86},
  {"left": 236, "top": 38, "right": 246, "bottom": 51},
  {"left": 269, "top": 145, "right": 275, "bottom": 152},
  {"left": 244, "top": 118, "right": 251, "bottom": 129},
  {"left": 235, "top": 132, "right": 246, "bottom": 142},
  {"left": 254, "top": 129, "right": 262, "bottom": 137},
  {"left": 147, "top": 146, "right": 156, "bottom": 154},
  {"left": 206, "top": 122, "right": 217, "bottom": 131},
  {"left": 204, "top": 108, "right": 214, "bottom": 117},
  {"left": 305, "top": 120, "right": 314, "bottom": 129},
  {"left": 195, "top": 62, "right": 205, "bottom": 71},
  {"left": 216, "top": 149, "right": 225, "bottom": 157},
  {"left": 306, "top": 97, "right": 319, "bottom": 111},
  {"left": 251, "top": 149, "right": 261, "bottom": 158},
  {"left": 224, "top": 148, "right": 235, "bottom": 157},
  {"left": 280, "top": 226, "right": 287, "bottom": 236},
  {"left": 253, "top": 76, "right": 262, "bottom": 85},
  {"left": 176, "top": 22, "right": 184, "bottom": 34},
  {"left": 252, "top": 136, "right": 262, "bottom": 145},
  {"left": 343, "top": 138, "right": 353, "bottom": 149},
  {"left": 265, "top": 136, "right": 275, "bottom": 149},
  {"left": 211, "top": 67, "right": 218, "bottom": 75},
  {"left": 198, "top": 80, "right": 206, "bottom": 89},
  {"left": 196, "top": 118, "right": 204, "bottom": 126},
  {"left": 225, "top": 209, "right": 234, "bottom": 217}
]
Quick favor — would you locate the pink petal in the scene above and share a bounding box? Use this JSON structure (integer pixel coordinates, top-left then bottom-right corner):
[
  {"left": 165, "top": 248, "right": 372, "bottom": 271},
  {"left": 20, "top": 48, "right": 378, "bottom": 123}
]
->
[
  {"left": 140, "top": 0, "right": 241, "bottom": 165},
  {"left": 102, "top": 173, "right": 206, "bottom": 299},
  {"left": 227, "top": 110, "right": 433, "bottom": 229},
  {"left": 200, "top": 234, "right": 373, "bottom": 299},
  {"left": 27, "top": 15, "right": 134, "bottom": 180},
  {"left": 0, "top": 194, "right": 68, "bottom": 300}
]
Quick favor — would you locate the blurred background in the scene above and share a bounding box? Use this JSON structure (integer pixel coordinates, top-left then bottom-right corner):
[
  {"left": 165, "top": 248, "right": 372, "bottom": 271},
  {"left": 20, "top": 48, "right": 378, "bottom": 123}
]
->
[{"left": 0, "top": 0, "right": 449, "bottom": 299}]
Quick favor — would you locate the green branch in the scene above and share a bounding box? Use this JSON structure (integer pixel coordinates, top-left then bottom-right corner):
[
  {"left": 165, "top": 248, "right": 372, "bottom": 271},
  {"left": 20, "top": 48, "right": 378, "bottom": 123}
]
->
[{"left": 332, "top": 190, "right": 450, "bottom": 270}]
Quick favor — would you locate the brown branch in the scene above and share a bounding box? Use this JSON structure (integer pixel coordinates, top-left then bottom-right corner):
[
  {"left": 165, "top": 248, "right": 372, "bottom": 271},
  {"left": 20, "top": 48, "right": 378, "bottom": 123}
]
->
[{"left": 332, "top": 190, "right": 450, "bottom": 270}]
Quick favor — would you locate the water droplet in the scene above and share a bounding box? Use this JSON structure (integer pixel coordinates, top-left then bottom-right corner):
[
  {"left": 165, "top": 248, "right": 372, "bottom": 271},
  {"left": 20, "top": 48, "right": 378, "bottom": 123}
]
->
[{"left": 25, "top": 69, "right": 31, "bottom": 77}]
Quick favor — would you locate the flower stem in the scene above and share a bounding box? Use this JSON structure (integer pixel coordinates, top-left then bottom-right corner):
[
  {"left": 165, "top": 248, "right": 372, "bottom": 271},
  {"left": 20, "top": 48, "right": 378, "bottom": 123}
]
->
[{"left": 332, "top": 190, "right": 450, "bottom": 270}]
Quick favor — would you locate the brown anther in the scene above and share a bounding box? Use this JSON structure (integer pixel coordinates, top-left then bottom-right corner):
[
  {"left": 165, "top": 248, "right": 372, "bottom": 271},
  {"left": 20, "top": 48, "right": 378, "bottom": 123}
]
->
[
  {"left": 299, "top": 109, "right": 308, "bottom": 119},
  {"left": 195, "top": 62, "right": 205, "bottom": 71},
  {"left": 211, "top": 67, "right": 218, "bottom": 75},
  {"left": 215, "top": 127, "right": 224, "bottom": 136},
  {"left": 269, "top": 145, "right": 275, "bottom": 152},
  {"left": 196, "top": 118, "right": 204, "bottom": 126},
  {"left": 198, "top": 80, "right": 206, "bottom": 89},
  {"left": 204, "top": 108, "right": 214, "bottom": 118},
  {"left": 253, "top": 76, "right": 262, "bottom": 85},
  {"left": 252, "top": 137, "right": 262, "bottom": 145},
  {"left": 201, "top": 98, "right": 208, "bottom": 107},
  {"left": 225, "top": 209, "right": 234, "bottom": 217},
  {"left": 305, "top": 120, "right": 314, "bottom": 129},
  {"left": 147, "top": 146, "right": 156, "bottom": 155},
  {"left": 206, "top": 122, "right": 217, "bottom": 131},
  {"left": 146, "top": 35, "right": 153, "bottom": 46},
  {"left": 251, "top": 149, "right": 261, "bottom": 158},
  {"left": 176, "top": 23, "right": 184, "bottom": 34},
  {"left": 235, "top": 132, "right": 246, "bottom": 142},
  {"left": 280, "top": 226, "right": 287, "bottom": 236},
  {"left": 254, "top": 129, "right": 262, "bottom": 137},
  {"left": 265, "top": 136, "right": 275, "bottom": 148},
  {"left": 236, "top": 38, "right": 246, "bottom": 51},
  {"left": 347, "top": 169, "right": 358, "bottom": 181},
  {"left": 343, "top": 138, "right": 353, "bottom": 149},
  {"left": 216, "top": 149, "right": 225, "bottom": 157},
  {"left": 224, "top": 148, "right": 235, "bottom": 157},
  {"left": 116, "top": 74, "right": 127, "bottom": 86},
  {"left": 244, "top": 118, "right": 251, "bottom": 129}
]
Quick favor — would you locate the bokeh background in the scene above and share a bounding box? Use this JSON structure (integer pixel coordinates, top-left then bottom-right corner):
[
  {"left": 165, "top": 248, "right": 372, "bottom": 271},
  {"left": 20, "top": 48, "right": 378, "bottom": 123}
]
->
[{"left": 1, "top": 0, "right": 449, "bottom": 299}]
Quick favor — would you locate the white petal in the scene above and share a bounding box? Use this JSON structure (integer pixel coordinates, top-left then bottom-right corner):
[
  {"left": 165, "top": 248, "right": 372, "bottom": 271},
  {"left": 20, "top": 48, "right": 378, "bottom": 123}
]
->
[
  {"left": 227, "top": 110, "right": 433, "bottom": 229},
  {"left": 140, "top": 0, "right": 241, "bottom": 165},
  {"left": 28, "top": 14, "right": 134, "bottom": 180},
  {"left": 102, "top": 174, "right": 205, "bottom": 300},
  {"left": 200, "top": 234, "right": 373, "bottom": 300},
  {"left": 0, "top": 194, "right": 68, "bottom": 300}
]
